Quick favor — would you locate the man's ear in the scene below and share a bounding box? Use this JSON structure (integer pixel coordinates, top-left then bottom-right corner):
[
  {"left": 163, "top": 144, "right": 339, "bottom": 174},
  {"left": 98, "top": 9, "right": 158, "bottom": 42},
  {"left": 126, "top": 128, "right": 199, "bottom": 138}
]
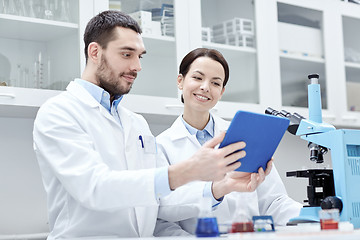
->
[
  {"left": 88, "top": 42, "right": 101, "bottom": 64},
  {"left": 177, "top": 74, "right": 184, "bottom": 90}
]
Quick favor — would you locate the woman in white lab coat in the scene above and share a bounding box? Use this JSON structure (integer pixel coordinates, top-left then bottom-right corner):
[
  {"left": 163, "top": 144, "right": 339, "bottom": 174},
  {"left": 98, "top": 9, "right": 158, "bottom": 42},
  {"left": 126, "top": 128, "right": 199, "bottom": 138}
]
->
[{"left": 156, "top": 48, "right": 302, "bottom": 234}]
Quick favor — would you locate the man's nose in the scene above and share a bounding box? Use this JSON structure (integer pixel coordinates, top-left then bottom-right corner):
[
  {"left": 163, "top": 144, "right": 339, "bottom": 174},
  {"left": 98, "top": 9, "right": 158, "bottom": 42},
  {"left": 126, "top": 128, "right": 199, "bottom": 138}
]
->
[{"left": 130, "top": 57, "right": 142, "bottom": 72}]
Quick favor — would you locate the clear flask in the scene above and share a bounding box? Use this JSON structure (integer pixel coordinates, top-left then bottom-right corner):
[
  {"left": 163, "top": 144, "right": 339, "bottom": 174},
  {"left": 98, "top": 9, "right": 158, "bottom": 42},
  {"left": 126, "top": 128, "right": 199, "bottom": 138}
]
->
[
  {"left": 231, "top": 194, "right": 254, "bottom": 233},
  {"left": 195, "top": 197, "right": 219, "bottom": 237},
  {"left": 3, "top": 0, "right": 17, "bottom": 15},
  {"left": 44, "top": 0, "right": 55, "bottom": 20},
  {"left": 57, "top": 0, "right": 70, "bottom": 22}
]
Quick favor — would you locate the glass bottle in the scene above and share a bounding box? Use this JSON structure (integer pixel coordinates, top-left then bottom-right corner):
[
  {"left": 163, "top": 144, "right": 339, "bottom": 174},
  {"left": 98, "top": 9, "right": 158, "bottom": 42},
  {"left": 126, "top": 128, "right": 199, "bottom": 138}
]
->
[
  {"left": 57, "top": 0, "right": 70, "bottom": 22},
  {"left": 3, "top": 0, "right": 17, "bottom": 15},
  {"left": 195, "top": 197, "right": 219, "bottom": 237},
  {"left": 231, "top": 194, "right": 254, "bottom": 233},
  {"left": 44, "top": 0, "right": 55, "bottom": 20}
]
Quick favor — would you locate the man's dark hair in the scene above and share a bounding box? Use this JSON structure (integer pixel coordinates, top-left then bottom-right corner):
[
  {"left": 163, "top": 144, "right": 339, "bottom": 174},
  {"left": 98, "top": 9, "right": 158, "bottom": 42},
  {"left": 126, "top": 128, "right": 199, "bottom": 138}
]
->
[{"left": 83, "top": 10, "right": 142, "bottom": 63}]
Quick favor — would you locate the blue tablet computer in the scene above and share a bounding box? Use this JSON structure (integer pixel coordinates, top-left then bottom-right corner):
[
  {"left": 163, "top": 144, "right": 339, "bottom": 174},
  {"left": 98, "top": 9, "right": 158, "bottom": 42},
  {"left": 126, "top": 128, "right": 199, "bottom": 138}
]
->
[{"left": 219, "top": 110, "right": 289, "bottom": 173}]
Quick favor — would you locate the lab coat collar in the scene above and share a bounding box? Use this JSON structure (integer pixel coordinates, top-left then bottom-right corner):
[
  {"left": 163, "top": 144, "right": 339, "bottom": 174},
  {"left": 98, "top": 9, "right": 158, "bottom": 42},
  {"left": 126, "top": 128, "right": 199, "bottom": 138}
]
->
[
  {"left": 66, "top": 81, "right": 121, "bottom": 127},
  {"left": 169, "top": 116, "right": 193, "bottom": 141},
  {"left": 169, "top": 113, "right": 228, "bottom": 142},
  {"left": 66, "top": 80, "right": 102, "bottom": 108}
]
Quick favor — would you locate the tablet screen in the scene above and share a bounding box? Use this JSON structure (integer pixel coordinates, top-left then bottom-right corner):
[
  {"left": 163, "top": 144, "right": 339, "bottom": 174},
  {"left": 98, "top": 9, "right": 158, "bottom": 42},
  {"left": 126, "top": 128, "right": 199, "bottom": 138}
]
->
[{"left": 219, "top": 110, "right": 289, "bottom": 173}]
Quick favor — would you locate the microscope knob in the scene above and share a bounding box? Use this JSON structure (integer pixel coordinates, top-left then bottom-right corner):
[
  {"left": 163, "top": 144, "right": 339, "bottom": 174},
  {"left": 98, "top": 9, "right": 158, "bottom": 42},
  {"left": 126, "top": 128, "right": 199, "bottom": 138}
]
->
[{"left": 321, "top": 196, "right": 343, "bottom": 213}]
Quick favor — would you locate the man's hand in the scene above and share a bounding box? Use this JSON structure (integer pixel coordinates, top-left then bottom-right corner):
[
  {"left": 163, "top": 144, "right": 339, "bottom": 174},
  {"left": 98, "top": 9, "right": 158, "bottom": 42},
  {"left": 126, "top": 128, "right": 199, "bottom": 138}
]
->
[
  {"left": 211, "top": 159, "right": 273, "bottom": 200},
  {"left": 168, "top": 132, "right": 246, "bottom": 190}
]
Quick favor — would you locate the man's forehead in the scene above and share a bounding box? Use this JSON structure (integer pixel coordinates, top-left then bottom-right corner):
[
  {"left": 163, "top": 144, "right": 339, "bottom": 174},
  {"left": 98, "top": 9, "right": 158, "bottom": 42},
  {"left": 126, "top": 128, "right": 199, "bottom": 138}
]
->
[{"left": 110, "top": 28, "right": 146, "bottom": 52}]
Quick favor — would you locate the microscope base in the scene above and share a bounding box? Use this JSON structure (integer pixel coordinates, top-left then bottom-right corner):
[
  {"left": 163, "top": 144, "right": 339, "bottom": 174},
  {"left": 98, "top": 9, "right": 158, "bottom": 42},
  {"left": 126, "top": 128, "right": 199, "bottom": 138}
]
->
[{"left": 287, "top": 206, "right": 321, "bottom": 225}]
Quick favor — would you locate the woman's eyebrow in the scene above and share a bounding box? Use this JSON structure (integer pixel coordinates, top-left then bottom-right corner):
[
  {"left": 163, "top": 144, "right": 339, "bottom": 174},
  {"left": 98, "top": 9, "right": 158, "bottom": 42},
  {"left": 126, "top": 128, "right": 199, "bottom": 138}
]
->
[
  {"left": 212, "top": 77, "right": 223, "bottom": 81},
  {"left": 193, "top": 70, "right": 223, "bottom": 81},
  {"left": 192, "top": 70, "right": 205, "bottom": 76}
]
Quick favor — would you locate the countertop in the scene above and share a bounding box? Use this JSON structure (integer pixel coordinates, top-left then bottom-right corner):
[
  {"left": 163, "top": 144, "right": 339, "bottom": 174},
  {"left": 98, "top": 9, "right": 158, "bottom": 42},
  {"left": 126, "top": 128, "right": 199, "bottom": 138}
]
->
[{"left": 1, "top": 225, "right": 360, "bottom": 240}]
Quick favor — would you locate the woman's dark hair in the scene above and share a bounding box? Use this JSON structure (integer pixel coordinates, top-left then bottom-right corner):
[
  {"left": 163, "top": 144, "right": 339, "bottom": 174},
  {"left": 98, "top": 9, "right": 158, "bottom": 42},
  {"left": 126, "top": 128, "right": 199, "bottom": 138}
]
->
[
  {"left": 83, "top": 10, "right": 142, "bottom": 63},
  {"left": 179, "top": 48, "right": 229, "bottom": 103}
]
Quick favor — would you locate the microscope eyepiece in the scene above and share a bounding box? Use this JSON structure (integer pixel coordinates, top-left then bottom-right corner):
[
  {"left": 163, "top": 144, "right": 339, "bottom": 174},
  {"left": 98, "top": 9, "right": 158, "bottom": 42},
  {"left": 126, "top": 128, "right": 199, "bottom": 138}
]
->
[
  {"left": 308, "top": 73, "right": 319, "bottom": 80},
  {"left": 265, "top": 107, "right": 280, "bottom": 116},
  {"left": 265, "top": 107, "right": 305, "bottom": 135}
]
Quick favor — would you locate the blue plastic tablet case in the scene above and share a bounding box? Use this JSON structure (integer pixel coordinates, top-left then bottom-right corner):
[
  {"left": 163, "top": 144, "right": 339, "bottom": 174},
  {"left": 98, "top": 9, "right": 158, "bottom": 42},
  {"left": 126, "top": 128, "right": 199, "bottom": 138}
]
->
[{"left": 219, "top": 110, "right": 290, "bottom": 173}]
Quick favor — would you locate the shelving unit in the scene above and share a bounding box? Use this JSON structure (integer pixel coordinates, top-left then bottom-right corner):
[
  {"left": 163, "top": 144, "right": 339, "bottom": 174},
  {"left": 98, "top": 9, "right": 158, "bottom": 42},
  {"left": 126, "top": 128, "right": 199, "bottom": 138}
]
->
[
  {"left": 279, "top": 52, "right": 325, "bottom": 63},
  {"left": 0, "top": 14, "right": 78, "bottom": 41},
  {"left": 1, "top": 0, "right": 360, "bottom": 124},
  {"left": 342, "top": 14, "right": 360, "bottom": 113},
  {"left": 0, "top": 1, "right": 81, "bottom": 118}
]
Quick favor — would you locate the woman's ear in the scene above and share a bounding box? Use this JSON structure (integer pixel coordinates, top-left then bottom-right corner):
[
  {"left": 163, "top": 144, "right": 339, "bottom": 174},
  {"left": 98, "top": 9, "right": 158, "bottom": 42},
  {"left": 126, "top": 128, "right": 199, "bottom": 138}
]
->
[
  {"left": 219, "top": 87, "right": 225, "bottom": 100},
  {"left": 177, "top": 74, "right": 184, "bottom": 90}
]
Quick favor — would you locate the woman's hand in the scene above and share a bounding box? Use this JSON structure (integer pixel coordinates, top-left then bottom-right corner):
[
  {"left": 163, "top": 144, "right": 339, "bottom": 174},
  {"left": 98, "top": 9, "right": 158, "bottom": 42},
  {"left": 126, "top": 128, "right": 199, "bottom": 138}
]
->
[{"left": 211, "top": 159, "right": 273, "bottom": 200}]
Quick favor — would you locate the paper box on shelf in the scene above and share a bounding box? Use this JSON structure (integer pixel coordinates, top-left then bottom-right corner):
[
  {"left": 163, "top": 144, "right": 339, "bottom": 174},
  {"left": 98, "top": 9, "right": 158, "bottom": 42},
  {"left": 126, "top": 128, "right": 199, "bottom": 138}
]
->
[
  {"left": 129, "top": 11, "right": 152, "bottom": 28},
  {"left": 212, "top": 34, "right": 255, "bottom": 48},
  {"left": 109, "top": 0, "right": 121, "bottom": 10},
  {"left": 278, "top": 22, "right": 323, "bottom": 58},
  {"left": 142, "top": 21, "right": 161, "bottom": 36},
  {"left": 202, "top": 27, "right": 212, "bottom": 42},
  {"left": 212, "top": 18, "right": 254, "bottom": 38}
]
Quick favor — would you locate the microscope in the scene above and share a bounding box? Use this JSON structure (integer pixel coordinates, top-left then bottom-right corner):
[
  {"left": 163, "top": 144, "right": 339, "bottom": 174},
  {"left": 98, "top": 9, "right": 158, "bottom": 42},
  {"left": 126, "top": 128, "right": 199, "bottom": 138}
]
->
[{"left": 266, "top": 74, "right": 360, "bottom": 228}]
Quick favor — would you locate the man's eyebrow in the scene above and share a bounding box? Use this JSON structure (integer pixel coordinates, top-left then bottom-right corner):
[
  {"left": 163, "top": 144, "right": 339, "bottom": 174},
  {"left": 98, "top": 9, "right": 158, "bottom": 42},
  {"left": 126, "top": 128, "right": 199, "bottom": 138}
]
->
[
  {"left": 119, "top": 47, "right": 135, "bottom": 51},
  {"left": 119, "top": 47, "right": 146, "bottom": 55}
]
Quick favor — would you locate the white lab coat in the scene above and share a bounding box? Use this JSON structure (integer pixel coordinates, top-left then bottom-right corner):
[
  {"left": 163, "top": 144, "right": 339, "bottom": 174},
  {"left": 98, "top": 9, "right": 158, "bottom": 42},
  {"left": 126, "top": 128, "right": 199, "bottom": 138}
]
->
[
  {"left": 33, "top": 81, "right": 174, "bottom": 239},
  {"left": 156, "top": 114, "right": 302, "bottom": 234}
]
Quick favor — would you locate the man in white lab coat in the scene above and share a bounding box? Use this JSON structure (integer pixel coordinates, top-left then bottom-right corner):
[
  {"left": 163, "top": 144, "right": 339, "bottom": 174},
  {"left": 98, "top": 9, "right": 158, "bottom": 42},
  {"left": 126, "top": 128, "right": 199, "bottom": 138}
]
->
[{"left": 33, "top": 11, "right": 269, "bottom": 239}]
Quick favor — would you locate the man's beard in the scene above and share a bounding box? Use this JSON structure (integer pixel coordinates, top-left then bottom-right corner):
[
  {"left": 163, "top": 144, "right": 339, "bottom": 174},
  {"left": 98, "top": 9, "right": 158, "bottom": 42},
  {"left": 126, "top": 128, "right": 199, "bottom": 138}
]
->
[{"left": 95, "top": 55, "right": 137, "bottom": 96}]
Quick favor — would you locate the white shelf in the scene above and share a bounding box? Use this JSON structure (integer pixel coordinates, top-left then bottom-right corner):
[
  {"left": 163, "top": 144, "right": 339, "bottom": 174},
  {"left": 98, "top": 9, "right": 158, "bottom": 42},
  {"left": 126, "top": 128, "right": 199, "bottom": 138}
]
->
[
  {"left": 280, "top": 52, "right": 325, "bottom": 63},
  {"left": 0, "top": 86, "right": 61, "bottom": 118},
  {"left": 345, "top": 61, "right": 360, "bottom": 69},
  {"left": 142, "top": 34, "right": 175, "bottom": 42},
  {"left": 0, "top": 14, "right": 78, "bottom": 42},
  {"left": 203, "top": 41, "right": 256, "bottom": 53},
  {"left": 345, "top": 62, "right": 360, "bottom": 83}
]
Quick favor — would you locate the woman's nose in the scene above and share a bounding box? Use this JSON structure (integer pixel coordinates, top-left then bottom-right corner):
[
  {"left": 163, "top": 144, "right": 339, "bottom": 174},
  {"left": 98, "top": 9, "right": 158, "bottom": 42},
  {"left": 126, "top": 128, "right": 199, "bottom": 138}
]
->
[{"left": 200, "top": 81, "right": 210, "bottom": 92}]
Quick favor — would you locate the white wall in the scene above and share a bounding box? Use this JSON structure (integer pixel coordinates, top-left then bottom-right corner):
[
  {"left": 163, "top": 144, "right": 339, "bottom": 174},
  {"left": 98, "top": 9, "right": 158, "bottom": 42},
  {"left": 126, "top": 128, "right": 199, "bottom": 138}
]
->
[{"left": 0, "top": 117, "right": 48, "bottom": 235}]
